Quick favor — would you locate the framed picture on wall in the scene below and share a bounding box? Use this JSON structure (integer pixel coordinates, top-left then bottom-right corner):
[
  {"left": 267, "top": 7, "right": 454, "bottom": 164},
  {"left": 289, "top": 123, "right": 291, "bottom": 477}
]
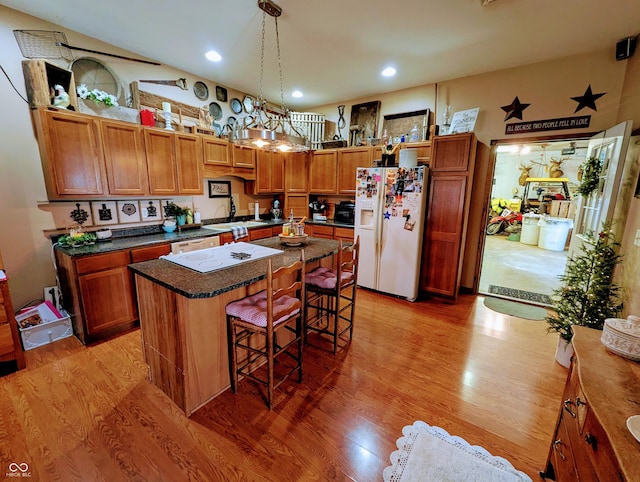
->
[
  {"left": 349, "top": 101, "right": 381, "bottom": 146},
  {"left": 208, "top": 180, "right": 231, "bottom": 198}
]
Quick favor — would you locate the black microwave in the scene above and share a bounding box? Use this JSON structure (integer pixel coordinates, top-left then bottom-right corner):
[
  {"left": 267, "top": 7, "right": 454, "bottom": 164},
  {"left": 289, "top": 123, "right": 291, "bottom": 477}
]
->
[{"left": 334, "top": 201, "right": 355, "bottom": 225}]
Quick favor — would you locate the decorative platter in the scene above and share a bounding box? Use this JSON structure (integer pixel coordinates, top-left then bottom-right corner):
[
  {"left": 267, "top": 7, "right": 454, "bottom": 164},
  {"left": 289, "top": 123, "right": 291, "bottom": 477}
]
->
[
  {"left": 216, "top": 85, "right": 228, "bottom": 102},
  {"left": 193, "top": 81, "right": 209, "bottom": 100},
  {"left": 243, "top": 95, "right": 255, "bottom": 114},
  {"left": 208, "top": 102, "right": 223, "bottom": 120},
  {"left": 279, "top": 233, "right": 308, "bottom": 246},
  {"left": 627, "top": 415, "right": 640, "bottom": 443},
  {"left": 230, "top": 97, "right": 243, "bottom": 114}
]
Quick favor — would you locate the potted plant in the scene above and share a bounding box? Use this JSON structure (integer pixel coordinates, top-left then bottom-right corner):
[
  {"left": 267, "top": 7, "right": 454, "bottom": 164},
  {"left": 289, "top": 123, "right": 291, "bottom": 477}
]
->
[
  {"left": 546, "top": 222, "right": 623, "bottom": 367},
  {"left": 164, "top": 202, "right": 188, "bottom": 225}
]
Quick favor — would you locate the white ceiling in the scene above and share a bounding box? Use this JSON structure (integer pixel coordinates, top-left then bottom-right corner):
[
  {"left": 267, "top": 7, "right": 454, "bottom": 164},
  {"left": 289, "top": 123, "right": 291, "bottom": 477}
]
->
[{"left": 3, "top": 0, "right": 640, "bottom": 110}]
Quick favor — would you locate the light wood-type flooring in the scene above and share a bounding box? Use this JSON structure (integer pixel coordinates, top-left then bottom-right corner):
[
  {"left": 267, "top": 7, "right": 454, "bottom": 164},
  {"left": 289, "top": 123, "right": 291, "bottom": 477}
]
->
[{"left": 0, "top": 289, "right": 568, "bottom": 481}]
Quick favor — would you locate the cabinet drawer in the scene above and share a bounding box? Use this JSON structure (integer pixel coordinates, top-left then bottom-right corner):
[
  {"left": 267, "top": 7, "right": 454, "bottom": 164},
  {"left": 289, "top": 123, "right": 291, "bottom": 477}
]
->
[
  {"left": 249, "top": 227, "right": 274, "bottom": 241},
  {"left": 76, "top": 251, "right": 130, "bottom": 275},
  {"left": 334, "top": 227, "right": 354, "bottom": 240},
  {"left": 311, "top": 225, "right": 333, "bottom": 238},
  {"left": 582, "top": 411, "right": 623, "bottom": 482},
  {"left": 0, "top": 323, "right": 13, "bottom": 356},
  {"left": 131, "top": 244, "right": 171, "bottom": 263}
]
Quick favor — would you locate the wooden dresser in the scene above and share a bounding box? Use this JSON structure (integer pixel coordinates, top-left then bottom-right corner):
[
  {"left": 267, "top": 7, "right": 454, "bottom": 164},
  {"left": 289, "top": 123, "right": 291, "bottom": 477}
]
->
[
  {"left": 542, "top": 326, "right": 640, "bottom": 481},
  {"left": 0, "top": 251, "right": 26, "bottom": 371}
]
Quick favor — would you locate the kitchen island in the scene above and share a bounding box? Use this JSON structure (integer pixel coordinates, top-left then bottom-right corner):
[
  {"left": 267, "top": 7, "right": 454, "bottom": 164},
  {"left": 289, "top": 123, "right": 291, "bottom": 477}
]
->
[{"left": 128, "top": 237, "right": 340, "bottom": 415}]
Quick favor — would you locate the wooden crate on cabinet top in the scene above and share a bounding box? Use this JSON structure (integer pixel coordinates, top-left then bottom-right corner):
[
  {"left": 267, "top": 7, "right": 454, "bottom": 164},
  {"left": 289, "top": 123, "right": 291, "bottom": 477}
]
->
[{"left": 22, "top": 59, "right": 78, "bottom": 110}]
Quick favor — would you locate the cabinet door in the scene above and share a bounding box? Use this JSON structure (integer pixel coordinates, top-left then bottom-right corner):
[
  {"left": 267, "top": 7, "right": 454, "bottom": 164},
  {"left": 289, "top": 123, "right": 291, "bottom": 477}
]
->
[
  {"left": 285, "top": 152, "right": 309, "bottom": 193},
  {"left": 38, "top": 108, "right": 104, "bottom": 197},
  {"left": 338, "top": 148, "right": 370, "bottom": 194},
  {"left": 100, "top": 120, "right": 148, "bottom": 196},
  {"left": 309, "top": 150, "right": 337, "bottom": 194},
  {"left": 255, "top": 150, "right": 273, "bottom": 194},
  {"left": 175, "top": 133, "right": 204, "bottom": 194},
  {"left": 78, "top": 266, "right": 137, "bottom": 336},
  {"left": 232, "top": 145, "right": 256, "bottom": 168},
  {"left": 552, "top": 414, "right": 580, "bottom": 482},
  {"left": 431, "top": 133, "right": 473, "bottom": 171},
  {"left": 421, "top": 174, "right": 467, "bottom": 297},
  {"left": 334, "top": 227, "right": 354, "bottom": 242},
  {"left": 248, "top": 227, "right": 273, "bottom": 241},
  {"left": 286, "top": 194, "right": 309, "bottom": 218},
  {"left": 145, "top": 129, "right": 179, "bottom": 196},
  {"left": 271, "top": 152, "right": 285, "bottom": 192},
  {"left": 310, "top": 224, "right": 333, "bottom": 239},
  {"left": 203, "top": 137, "right": 230, "bottom": 166}
]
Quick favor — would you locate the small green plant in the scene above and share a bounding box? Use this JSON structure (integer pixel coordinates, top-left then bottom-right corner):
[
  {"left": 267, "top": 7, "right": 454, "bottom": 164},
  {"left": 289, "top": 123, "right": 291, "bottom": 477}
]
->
[
  {"left": 163, "top": 202, "right": 187, "bottom": 217},
  {"left": 546, "top": 222, "right": 623, "bottom": 342},
  {"left": 76, "top": 84, "right": 119, "bottom": 107},
  {"left": 57, "top": 232, "right": 97, "bottom": 247}
]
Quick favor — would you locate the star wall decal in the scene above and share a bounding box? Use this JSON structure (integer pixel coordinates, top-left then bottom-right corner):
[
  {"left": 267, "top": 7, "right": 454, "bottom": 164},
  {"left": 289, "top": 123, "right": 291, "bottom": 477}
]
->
[
  {"left": 571, "top": 85, "right": 606, "bottom": 113},
  {"left": 501, "top": 96, "right": 531, "bottom": 121}
]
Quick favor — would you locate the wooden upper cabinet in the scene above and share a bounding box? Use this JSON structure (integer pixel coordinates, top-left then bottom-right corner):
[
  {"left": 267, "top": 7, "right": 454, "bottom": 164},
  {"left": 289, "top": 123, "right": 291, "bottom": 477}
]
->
[
  {"left": 36, "top": 107, "right": 104, "bottom": 198},
  {"left": 309, "top": 150, "right": 337, "bottom": 194},
  {"left": 232, "top": 145, "right": 256, "bottom": 168},
  {"left": 338, "top": 147, "right": 370, "bottom": 194},
  {"left": 144, "top": 129, "right": 179, "bottom": 196},
  {"left": 175, "top": 133, "right": 203, "bottom": 195},
  {"left": 253, "top": 151, "right": 285, "bottom": 194},
  {"left": 285, "top": 151, "right": 308, "bottom": 193},
  {"left": 203, "top": 137, "right": 230, "bottom": 166},
  {"left": 430, "top": 133, "right": 473, "bottom": 171},
  {"left": 100, "top": 120, "right": 148, "bottom": 196}
]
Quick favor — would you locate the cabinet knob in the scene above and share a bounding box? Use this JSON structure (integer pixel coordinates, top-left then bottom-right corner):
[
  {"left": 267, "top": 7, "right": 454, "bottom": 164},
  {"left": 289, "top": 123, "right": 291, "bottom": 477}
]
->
[
  {"left": 563, "top": 399, "right": 577, "bottom": 418},
  {"left": 584, "top": 432, "right": 597, "bottom": 448},
  {"left": 576, "top": 396, "right": 587, "bottom": 407}
]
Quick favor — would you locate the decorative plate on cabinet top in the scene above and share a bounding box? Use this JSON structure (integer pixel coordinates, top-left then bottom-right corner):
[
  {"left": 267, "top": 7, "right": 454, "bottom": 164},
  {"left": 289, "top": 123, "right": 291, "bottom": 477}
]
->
[
  {"left": 230, "top": 97, "right": 242, "bottom": 114},
  {"left": 193, "top": 81, "right": 209, "bottom": 100},
  {"left": 243, "top": 95, "right": 255, "bottom": 114},
  {"left": 627, "top": 415, "right": 640, "bottom": 443}
]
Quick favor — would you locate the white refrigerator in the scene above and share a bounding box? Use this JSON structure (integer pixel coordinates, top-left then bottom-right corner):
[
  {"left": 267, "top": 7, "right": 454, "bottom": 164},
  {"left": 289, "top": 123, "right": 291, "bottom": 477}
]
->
[{"left": 354, "top": 166, "right": 428, "bottom": 301}]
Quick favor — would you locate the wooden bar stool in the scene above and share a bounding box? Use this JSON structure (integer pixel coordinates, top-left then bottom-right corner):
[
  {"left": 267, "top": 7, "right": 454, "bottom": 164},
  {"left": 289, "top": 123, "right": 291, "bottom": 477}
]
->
[
  {"left": 304, "top": 236, "right": 359, "bottom": 353},
  {"left": 225, "top": 252, "right": 305, "bottom": 409}
]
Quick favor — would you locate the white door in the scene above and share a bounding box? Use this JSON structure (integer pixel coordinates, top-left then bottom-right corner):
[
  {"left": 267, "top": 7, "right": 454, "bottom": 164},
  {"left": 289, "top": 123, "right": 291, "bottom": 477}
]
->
[{"left": 568, "top": 121, "right": 632, "bottom": 259}]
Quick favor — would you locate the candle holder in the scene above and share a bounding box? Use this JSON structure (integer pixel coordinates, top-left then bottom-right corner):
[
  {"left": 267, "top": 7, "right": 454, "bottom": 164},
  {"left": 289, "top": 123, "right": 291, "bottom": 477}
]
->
[{"left": 163, "top": 110, "right": 173, "bottom": 131}]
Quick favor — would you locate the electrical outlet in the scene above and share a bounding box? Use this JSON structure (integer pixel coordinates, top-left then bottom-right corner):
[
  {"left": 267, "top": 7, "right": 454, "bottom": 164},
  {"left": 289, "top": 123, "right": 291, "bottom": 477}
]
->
[{"left": 44, "top": 286, "right": 62, "bottom": 311}]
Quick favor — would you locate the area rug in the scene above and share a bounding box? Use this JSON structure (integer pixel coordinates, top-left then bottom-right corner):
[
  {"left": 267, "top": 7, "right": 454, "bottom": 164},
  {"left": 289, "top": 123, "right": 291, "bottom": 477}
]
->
[
  {"left": 383, "top": 421, "right": 531, "bottom": 482},
  {"left": 483, "top": 297, "right": 548, "bottom": 321},
  {"left": 488, "top": 285, "right": 551, "bottom": 306}
]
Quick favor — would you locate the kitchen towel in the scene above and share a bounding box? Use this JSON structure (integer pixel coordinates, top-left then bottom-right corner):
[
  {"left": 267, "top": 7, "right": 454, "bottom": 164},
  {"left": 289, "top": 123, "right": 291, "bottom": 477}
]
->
[{"left": 231, "top": 226, "right": 248, "bottom": 240}]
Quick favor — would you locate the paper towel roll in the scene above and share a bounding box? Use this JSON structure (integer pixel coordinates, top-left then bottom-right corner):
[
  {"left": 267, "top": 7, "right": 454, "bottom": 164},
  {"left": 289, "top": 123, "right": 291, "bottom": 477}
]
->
[{"left": 399, "top": 148, "right": 418, "bottom": 168}]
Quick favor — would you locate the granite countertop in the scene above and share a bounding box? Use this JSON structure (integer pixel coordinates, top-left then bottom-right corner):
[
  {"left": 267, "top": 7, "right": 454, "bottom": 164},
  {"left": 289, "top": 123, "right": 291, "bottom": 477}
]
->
[
  {"left": 54, "top": 218, "right": 352, "bottom": 257},
  {"left": 128, "top": 237, "right": 340, "bottom": 299}
]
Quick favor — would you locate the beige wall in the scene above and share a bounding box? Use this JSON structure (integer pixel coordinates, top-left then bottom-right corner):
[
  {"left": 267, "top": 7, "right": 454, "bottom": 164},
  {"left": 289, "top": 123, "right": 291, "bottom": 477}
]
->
[{"left": 1, "top": 5, "right": 638, "bottom": 314}]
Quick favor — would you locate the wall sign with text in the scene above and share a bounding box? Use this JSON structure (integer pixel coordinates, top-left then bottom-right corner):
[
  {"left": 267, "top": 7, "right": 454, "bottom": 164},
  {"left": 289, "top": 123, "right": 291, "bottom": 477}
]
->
[{"left": 505, "top": 115, "right": 591, "bottom": 135}]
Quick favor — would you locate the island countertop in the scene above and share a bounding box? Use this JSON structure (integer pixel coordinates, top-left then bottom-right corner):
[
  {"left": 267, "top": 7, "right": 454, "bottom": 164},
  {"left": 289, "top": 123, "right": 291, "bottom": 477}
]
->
[{"left": 128, "top": 237, "right": 340, "bottom": 299}]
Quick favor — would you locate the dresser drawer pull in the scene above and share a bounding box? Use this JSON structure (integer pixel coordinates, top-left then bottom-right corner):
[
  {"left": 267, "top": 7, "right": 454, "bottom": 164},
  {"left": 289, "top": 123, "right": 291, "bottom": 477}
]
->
[
  {"left": 563, "top": 399, "right": 577, "bottom": 418},
  {"left": 576, "top": 397, "right": 587, "bottom": 407},
  {"left": 584, "top": 432, "right": 597, "bottom": 448},
  {"left": 553, "top": 439, "right": 567, "bottom": 461}
]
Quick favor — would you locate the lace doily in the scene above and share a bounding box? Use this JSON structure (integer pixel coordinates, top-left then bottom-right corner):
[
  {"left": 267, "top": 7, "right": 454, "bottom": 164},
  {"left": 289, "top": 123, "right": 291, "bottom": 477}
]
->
[{"left": 383, "top": 420, "right": 532, "bottom": 482}]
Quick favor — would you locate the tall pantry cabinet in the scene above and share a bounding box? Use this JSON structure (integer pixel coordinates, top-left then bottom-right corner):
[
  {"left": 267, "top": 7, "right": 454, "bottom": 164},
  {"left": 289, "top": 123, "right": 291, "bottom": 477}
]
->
[{"left": 420, "top": 133, "right": 483, "bottom": 299}]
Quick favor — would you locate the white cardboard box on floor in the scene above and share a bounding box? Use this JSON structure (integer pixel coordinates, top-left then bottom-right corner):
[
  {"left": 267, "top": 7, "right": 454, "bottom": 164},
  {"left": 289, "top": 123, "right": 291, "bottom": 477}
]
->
[{"left": 19, "top": 309, "right": 73, "bottom": 350}]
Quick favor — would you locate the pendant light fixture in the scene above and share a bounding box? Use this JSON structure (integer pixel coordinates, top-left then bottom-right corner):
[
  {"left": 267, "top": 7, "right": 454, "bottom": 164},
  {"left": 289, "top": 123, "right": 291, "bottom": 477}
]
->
[{"left": 235, "top": 0, "right": 308, "bottom": 152}]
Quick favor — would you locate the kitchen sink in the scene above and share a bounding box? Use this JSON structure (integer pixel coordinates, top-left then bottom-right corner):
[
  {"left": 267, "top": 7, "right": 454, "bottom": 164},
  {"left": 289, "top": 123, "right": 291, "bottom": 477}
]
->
[{"left": 201, "top": 220, "right": 269, "bottom": 231}]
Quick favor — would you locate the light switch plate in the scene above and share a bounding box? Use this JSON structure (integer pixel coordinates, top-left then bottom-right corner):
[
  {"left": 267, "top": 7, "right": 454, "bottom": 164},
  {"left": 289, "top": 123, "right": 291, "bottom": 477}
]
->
[{"left": 634, "top": 229, "right": 640, "bottom": 247}]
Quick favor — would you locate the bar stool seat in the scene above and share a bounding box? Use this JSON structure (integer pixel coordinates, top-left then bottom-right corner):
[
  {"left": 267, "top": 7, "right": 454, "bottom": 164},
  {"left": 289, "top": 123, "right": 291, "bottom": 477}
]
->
[
  {"left": 304, "top": 237, "right": 359, "bottom": 353},
  {"left": 225, "top": 252, "right": 305, "bottom": 409}
]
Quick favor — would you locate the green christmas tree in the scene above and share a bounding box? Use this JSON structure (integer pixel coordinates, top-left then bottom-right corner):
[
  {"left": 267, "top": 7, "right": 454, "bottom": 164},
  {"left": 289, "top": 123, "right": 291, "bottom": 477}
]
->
[{"left": 546, "top": 222, "right": 623, "bottom": 342}]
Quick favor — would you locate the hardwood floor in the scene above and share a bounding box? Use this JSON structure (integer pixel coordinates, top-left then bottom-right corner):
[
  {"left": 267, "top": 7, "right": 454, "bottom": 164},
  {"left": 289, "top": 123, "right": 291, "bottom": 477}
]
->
[{"left": 0, "top": 289, "right": 567, "bottom": 481}]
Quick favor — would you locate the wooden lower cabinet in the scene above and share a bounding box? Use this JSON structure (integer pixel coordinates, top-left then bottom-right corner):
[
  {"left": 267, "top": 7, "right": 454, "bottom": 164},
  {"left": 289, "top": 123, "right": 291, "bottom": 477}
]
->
[
  {"left": 0, "top": 279, "right": 26, "bottom": 370},
  {"left": 542, "top": 326, "right": 637, "bottom": 481},
  {"left": 309, "top": 224, "right": 334, "bottom": 239},
  {"left": 56, "top": 243, "right": 170, "bottom": 344},
  {"left": 248, "top": 227, "right": 273, "bottom": 241}
]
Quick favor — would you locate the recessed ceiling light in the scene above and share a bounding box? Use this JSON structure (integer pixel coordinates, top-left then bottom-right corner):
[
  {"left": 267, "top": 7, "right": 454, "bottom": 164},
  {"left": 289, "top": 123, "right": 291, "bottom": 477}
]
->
[
  {"left": 292, "top": 90, "right": 303, "bottom": 98},
  {"left": 205, "top": 50, "right": 222, "bottom": 62},
  {"left": 382, "top": 67, "right": 396, "bottom": 77}
]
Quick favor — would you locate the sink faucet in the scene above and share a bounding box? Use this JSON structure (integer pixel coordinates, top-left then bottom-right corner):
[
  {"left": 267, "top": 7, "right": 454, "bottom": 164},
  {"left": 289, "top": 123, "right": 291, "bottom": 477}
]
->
[{"left": 228, "top": 197, "right": 236, "bottom": 222}]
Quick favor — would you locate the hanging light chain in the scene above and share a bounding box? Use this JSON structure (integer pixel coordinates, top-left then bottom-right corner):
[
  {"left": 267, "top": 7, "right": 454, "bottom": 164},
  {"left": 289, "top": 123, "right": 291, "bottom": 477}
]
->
[
  {"left": 259, "top": 10, "right": 266, "bottom": 104},
  {"left": 274, "top": 16, "right": 286, "bottom": 111}
]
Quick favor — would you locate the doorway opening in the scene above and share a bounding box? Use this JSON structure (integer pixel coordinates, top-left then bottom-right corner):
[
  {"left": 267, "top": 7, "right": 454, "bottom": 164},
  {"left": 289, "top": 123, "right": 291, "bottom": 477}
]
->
[{"left": 478, "top": 136, "right": 590, "bottom": 306}]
